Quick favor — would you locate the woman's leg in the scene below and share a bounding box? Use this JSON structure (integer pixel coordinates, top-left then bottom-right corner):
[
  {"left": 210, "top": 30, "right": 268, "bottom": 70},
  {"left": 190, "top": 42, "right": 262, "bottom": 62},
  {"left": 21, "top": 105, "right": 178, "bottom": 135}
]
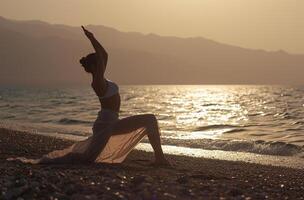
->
[{"left": 111, "top": 114, "right": 169, "bottom": 165}]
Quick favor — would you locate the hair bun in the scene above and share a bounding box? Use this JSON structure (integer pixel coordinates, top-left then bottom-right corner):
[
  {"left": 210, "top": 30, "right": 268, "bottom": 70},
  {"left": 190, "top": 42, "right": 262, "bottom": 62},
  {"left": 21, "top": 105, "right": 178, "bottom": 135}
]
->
[{"left": 79, "top": 57, "right": 86, "bottom": 65}]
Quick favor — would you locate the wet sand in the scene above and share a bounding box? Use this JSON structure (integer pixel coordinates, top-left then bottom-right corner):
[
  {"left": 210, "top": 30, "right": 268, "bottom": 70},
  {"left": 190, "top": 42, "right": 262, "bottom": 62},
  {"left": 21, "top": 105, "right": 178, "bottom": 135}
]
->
[{"left": 0, "top": 128, "right": 303, "bottom": 200}]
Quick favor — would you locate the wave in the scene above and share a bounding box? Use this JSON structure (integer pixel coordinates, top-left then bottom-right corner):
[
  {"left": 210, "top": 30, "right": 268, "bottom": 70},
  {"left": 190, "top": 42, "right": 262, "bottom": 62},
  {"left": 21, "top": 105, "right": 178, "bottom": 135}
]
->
[
  {"left": 57, "top": 118, "right": 92, "bottom": 125},
  {"left": 193, "top": 124, "right": 246, "bottom": 132},
  {"left": 293, "top": 121, "right": 304, "bottom": 125},
  {"left": 153, "top": 138, "right": 304, "bottom": 157},
  {"left": 3, "top": 115, "right": 15, "bottom": 119},
  {"left": 1, "top": 121, "right": 303, "bottom": 158},
  {"left": 224, "top": 128, "right": 246, "bottom": 133}
]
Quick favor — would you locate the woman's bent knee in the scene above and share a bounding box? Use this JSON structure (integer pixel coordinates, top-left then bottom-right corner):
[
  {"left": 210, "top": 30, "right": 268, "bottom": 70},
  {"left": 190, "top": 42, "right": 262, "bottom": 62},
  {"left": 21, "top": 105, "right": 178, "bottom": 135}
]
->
[
  {"left": 140, "top": 114, "right": 158, "bottom": 134},
  {"left": 140, "top": 114, "right": 157, "bottom": 126},
  {"left": 141, "top": 114, "right": 156, "bottom": 121}
]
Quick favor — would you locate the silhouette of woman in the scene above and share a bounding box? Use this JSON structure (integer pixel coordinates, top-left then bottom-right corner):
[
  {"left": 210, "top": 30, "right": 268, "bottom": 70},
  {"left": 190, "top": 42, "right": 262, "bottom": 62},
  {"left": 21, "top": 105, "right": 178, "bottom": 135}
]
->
[{"left": 9, "top": 26, "right": 170, "bottom": 166}]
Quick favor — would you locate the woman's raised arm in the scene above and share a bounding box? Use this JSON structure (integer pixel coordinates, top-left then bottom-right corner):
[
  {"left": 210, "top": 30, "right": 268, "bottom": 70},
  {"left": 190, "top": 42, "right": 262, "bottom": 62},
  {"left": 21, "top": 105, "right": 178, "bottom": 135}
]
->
[{"left": 81, "top": 26, "right": 108, "bottom": 73}]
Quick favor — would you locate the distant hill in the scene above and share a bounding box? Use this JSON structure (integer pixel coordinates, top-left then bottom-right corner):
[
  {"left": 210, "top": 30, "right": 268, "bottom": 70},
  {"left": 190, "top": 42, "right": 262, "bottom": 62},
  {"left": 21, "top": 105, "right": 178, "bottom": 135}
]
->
[{"left": 0, "top": 16, "right": 303, "bottom": 86}]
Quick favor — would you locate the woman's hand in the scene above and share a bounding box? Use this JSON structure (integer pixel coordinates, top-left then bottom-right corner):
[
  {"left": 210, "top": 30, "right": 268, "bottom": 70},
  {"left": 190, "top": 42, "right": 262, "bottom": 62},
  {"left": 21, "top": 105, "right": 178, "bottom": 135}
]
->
[{"left": 82, "top": 26, "right": 94, "bottom": 39}]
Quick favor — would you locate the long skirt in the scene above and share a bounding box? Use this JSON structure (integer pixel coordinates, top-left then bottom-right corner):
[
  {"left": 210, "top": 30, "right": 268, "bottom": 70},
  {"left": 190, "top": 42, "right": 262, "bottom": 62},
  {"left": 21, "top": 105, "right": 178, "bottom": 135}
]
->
[{"left": 16, "top": 109, "right": 147, "bottom": 164}]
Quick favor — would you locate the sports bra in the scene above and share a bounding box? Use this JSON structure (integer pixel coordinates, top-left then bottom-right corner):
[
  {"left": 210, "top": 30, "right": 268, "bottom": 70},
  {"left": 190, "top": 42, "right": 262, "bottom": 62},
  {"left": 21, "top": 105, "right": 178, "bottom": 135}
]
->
[{"left": 98, "top": 79, "right": 119, "bottom": 100}]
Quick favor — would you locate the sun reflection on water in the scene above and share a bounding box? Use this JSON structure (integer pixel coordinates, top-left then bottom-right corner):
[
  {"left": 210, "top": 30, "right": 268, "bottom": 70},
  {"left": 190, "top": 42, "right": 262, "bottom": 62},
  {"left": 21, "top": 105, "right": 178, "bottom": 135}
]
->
[{"left": 153, "top": 85, "right": 251, "bottom": 140}]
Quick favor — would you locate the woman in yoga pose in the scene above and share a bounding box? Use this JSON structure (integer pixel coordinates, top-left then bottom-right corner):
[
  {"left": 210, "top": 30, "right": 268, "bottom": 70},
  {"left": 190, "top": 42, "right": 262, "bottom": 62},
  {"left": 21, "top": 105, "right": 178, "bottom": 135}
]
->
[{"left": 10, "top": 26, "right": 170, "bottom": 166}]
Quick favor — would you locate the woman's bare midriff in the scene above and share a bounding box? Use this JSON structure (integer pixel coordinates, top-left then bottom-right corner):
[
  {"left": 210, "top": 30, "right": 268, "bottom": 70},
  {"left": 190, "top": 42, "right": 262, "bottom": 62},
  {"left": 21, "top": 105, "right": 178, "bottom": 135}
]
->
[
  {"left": 99, "top": 93, "right": 121, "bottom": 113},
  {"left": 91, "top": 81, "right": 120, "bottom": 113}
]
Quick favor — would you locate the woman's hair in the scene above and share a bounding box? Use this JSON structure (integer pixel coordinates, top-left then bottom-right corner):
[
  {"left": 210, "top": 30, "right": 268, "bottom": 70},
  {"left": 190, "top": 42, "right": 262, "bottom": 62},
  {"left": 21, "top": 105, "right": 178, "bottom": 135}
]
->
[{"left": 79, "top": 53, "right": 97, "bottom": 73}]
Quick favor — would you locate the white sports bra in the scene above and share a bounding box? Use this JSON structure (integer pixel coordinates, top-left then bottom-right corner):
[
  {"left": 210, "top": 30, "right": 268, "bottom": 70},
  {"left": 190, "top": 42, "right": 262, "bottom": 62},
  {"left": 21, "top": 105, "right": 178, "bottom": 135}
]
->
[{"left": 98, "top": 79, "right": 119, "bottom": 100}]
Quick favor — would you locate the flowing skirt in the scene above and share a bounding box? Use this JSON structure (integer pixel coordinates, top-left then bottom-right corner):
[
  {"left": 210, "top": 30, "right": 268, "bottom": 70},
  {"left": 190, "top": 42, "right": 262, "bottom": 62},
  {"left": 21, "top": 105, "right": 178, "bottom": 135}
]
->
[{"left": 12, "top": 109, "right": 147, "bottom": 164}]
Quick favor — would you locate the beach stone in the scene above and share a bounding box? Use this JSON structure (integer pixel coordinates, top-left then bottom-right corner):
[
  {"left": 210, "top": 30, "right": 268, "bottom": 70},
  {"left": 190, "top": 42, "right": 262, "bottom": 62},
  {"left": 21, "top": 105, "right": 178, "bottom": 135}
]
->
[
  {"left": 163, "top": 192, "right": 176, "bottom": 199},
  {"left": 116, "top": 173, "right": 127, "bottom": 180},
  {"left": 114, "top": 191, "right": 125, "bottom": 199},
  {"left": 181, "top": 188, "right": 195, "bottom": 196},
  {"left": 104, "top": 186, "right": 111, "bottom": 191},
  {"left": 58, "top": 171, "right": 66, "bottom": 177},
  {"left": 51, "top": 183, "right": 63, "bottom": 192},
  {"left": 14, "top": 178, "right": 27, "bottom": 187}
]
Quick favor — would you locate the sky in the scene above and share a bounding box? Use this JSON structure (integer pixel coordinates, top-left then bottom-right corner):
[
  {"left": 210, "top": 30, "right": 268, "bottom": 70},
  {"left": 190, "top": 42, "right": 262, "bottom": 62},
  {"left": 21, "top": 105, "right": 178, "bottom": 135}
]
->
[{"left": 0, "top": 0, "right": 303, "bottom": 54}]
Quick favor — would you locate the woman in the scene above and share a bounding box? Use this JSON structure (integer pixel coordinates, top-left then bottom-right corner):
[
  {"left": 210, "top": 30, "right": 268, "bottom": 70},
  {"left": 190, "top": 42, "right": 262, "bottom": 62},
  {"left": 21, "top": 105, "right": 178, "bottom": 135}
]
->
[{"left": 10, "top": 26, "right": 170, "bottom": 166}]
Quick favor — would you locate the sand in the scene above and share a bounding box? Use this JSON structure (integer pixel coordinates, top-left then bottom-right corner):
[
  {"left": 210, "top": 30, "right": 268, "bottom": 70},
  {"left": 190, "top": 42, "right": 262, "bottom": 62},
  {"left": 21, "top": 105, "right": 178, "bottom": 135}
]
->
[{"left": 0, "top": 127, "right": 303, "bottom": 200}]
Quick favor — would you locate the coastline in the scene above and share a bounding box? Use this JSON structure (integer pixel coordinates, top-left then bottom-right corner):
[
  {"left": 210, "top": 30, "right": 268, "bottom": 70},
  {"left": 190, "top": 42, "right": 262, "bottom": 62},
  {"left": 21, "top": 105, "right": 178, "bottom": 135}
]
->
[{"left": 1, "top": 128, "right": 304, "bottom": 199}]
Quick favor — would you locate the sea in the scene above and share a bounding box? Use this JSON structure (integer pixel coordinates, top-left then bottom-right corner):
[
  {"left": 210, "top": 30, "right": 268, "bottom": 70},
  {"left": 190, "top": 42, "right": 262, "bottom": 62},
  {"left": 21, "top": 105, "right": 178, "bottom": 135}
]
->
[{"left": 1, "top": 85, "right": 304, "bottom": 161}]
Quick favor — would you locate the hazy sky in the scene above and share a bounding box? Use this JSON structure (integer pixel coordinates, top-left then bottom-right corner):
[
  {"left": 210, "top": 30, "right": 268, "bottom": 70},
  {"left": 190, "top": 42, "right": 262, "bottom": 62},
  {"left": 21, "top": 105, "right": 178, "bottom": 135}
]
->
[{"left": 1, "top": 0, "right": 303, "bottom": 54}]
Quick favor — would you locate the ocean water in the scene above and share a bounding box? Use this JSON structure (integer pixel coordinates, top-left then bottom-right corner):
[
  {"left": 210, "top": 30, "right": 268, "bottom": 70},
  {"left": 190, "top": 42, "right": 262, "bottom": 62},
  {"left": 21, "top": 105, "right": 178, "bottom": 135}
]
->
[{"left": 0, "top": 85, "right": 304, "bottom": 158}]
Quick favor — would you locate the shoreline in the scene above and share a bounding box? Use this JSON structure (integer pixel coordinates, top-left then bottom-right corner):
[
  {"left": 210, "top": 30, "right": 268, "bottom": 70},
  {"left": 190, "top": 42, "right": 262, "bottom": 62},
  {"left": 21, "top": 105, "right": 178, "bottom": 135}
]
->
[
  {"left": 1, "top": 128, "right": 304, "bottom": 199},
  {"left": 2, "top": 123, "right": 304, "bottom": 170}
]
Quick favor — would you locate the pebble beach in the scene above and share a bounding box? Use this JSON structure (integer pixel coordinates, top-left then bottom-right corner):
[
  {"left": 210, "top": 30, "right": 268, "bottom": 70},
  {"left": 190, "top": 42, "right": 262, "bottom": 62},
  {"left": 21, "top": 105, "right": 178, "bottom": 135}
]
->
[{"left": 1, "top": 128, "right": 304, "bottom": 199}]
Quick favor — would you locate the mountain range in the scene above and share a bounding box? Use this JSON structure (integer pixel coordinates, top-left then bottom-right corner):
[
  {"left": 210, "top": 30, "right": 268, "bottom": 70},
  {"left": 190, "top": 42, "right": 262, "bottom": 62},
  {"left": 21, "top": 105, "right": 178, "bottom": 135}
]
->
[{"left": 0, "top": 16, "right": 303, "bottom": 86}]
